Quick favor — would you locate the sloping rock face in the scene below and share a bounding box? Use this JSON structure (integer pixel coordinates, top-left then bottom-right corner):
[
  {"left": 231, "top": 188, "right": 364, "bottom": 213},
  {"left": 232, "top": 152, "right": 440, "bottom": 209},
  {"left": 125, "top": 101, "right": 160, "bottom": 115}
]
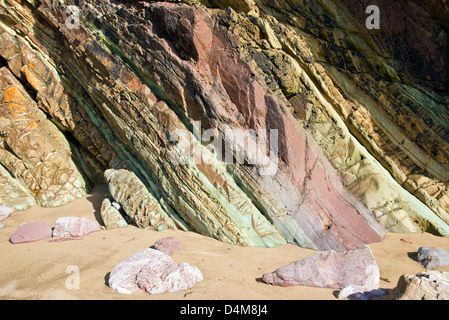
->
[
  {"left": 52, "top": 217, "right": 101, "bottom": 237},
  {"left": 100, "top": 197, "right": 128, "bottom": 230},
  {"left": 0, "top": 66, "right": 87, "bottom": 209},
  {"left": 253, "top": 0, "right": 449, "bottom": 236},
  {"left": 0, "top": 0, "right": 447, "bottom": 250}
]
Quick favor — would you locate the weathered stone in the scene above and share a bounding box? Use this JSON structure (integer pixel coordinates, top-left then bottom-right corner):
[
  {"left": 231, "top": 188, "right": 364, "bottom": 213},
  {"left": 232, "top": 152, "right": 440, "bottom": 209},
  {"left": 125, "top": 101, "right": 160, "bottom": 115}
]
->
[
  {"left": 417, "top": 247, "right": 449, "bottom": 269},
  {"left": 0, "top": 165, "right": 36, "bottom": 211},
  {"left": 253, "top": 0, "right": 449, "bottom": 235},
  {"left": 9, "top": 222, "right": 53, "bottom": 244},
  {"left": 136, "top": 261, "right": 203, "bottom": 295},
  {"left": 104, "top": 169, "right": 179, "bottom": 232},
  {"left": 52, "top": 217, "right": 101, "bottom": 238},
  {"left": 0, "top": 206, "right": 13, "bottom": 221},
  {"left": 108, "top": 248, "right": 202, "bottom": 294},
  {"left": 1, "top": 0, "right": 449, "bottom": 251},
  {"left": 0, "top": 65, "right": 88, "bottom": 209},
  {"left": 100, "top": 198, "right": 128, "bottom": 230},
  {"left": 262, "top": 245, "right": 379, "bottom": 289},
  {"left": 390, "top": 270, "right": 449, "bottom": 300},
  {"left": 153, "top": 237, "right": 183, "bottom": 255}
]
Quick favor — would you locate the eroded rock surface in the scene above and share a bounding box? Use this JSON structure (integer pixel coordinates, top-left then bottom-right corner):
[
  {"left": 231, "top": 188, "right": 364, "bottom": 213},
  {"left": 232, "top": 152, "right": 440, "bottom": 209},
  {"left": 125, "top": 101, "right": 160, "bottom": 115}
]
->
[
  {"left": 417, "top": 247, "right": 449, "bottom": 269},
  {"left": 100, "top": 198, "right": 128, "bottom": 230},
  {"left": 390, "top": 270, "right": 449, "bottom": 300},
  {"left": 0, "top": 0, "right": 448, "bottom": 250},
  {"left": 52, "top": 217, "right": 101, "bottom": 237},
  {"left": 262, "top": 245, "right": 379, "bottom": 289}
]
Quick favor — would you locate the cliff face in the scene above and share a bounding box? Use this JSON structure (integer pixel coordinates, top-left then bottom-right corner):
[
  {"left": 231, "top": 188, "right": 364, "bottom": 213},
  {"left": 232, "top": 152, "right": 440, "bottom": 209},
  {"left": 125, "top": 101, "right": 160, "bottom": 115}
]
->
[{"left": 0, "top": 0, "right": 448, "bottom": 250}]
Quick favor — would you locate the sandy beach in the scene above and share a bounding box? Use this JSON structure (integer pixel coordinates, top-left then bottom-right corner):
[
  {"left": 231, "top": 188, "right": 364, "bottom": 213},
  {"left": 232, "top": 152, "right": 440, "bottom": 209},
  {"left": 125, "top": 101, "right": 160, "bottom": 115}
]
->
[{"left": 1, "top": 184, "right": 449, "bottom": 301}]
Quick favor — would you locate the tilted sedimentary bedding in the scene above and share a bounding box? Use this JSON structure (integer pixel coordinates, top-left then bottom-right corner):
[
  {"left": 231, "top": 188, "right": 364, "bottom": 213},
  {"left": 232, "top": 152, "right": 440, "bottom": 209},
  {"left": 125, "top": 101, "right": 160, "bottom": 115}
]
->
[{"left": 0, "top": 0, "right": 448, "bottom": 250}]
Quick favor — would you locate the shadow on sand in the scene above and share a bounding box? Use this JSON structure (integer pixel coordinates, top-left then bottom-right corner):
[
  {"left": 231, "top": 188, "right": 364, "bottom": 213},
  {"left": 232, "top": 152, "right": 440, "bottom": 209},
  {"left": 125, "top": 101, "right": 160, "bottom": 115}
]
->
[{"left": 85, "top": 184, "right": 108, "bottom": 226}]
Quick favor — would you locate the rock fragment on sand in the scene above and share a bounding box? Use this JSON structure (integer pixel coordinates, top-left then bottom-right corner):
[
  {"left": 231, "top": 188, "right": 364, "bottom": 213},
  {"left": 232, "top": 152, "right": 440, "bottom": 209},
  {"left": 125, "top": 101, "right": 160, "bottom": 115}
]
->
[
  {"left": 108, "top": 248, "right": 202, "bottom": 295},
  {"left": 0, "top": 206, "right": 13, "bottom": 221},
  {"left": 338, "top": 285, "right": 388, "bottom": 300},
  {"left": 52, "top": 217, "right": 101, "bottom": 237},
  {"left": 262, "top": 245, "right": 379, "bottom": 290},
  {"left": 390, "top": 270, "right": 449, "bottom": 300},
  {"left": 153, "top": 237, "right": 183, "bottom": 255},
  {"left": 101, "top": 198, "right": 128, "bottom": 230},
  {"left": 417, "top": 247, "right": 449, "bottom": 269},
  {"left": 9, "top": 222, "right": 53, "bottom": 244}
]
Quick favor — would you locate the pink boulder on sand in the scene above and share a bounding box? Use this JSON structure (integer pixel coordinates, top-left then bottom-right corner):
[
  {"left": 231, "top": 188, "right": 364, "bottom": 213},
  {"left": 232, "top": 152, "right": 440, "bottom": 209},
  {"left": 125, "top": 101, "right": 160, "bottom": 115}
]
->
[
  {"left": 262, "top": 245, "right": 379, "bottom": 290},
  {"left": 9, "top": 222, "right": 53, "bottom": 244},
  {"left": 52, "top": 217, "right": 101, "bottom": 238},
  {"left": 153, "top": 237, "right": 183, "bottom": 255}
]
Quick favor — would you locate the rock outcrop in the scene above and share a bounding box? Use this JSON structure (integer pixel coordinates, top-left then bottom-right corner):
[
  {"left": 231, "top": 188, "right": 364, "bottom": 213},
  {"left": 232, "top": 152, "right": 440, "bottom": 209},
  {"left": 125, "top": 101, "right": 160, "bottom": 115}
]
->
[
  {"left": 100, "top": 197, "right": 128, "bottom": 230},
  {"left": 104, "top": 169, "right": 180, "bottom": 232},
  {"left": 0, "top": 0, "right": 448, "bottom": 250}
]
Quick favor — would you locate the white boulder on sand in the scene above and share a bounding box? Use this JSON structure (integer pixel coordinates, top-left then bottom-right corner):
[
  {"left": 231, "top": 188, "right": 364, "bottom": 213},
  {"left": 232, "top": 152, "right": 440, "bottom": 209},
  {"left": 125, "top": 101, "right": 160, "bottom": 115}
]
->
[
  {"left": 108, "top": 248, "right": 203, "bottom": 295},
  {"left": 52, "top": 217, "right": 101, "bottom": 238}
]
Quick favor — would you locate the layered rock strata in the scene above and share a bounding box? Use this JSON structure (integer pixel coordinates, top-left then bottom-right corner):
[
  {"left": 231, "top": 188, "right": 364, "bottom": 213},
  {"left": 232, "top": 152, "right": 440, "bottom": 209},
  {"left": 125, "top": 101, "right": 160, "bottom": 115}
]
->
[{"left": 1, "top": 0, "right": 448, "bottom": 250}]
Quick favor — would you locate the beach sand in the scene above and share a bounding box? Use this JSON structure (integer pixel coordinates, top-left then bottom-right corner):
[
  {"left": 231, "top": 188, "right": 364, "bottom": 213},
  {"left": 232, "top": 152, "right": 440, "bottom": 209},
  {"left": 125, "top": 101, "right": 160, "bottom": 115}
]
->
[{"left": 1, "top": 185, "right": 449, "bottom": 300}]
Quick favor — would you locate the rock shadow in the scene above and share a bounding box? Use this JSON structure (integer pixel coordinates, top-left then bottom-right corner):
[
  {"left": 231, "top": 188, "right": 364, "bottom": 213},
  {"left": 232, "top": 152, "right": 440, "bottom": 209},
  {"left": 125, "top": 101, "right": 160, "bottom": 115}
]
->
[
  {"left": 104, "top": 272, "right": 111, "bottom": 287},
  {"left": 85, "top": 184, "right": 109, "bottom": 226},
  {"left": 407, "top": 251, "right": 418, "bottom": 262}
]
